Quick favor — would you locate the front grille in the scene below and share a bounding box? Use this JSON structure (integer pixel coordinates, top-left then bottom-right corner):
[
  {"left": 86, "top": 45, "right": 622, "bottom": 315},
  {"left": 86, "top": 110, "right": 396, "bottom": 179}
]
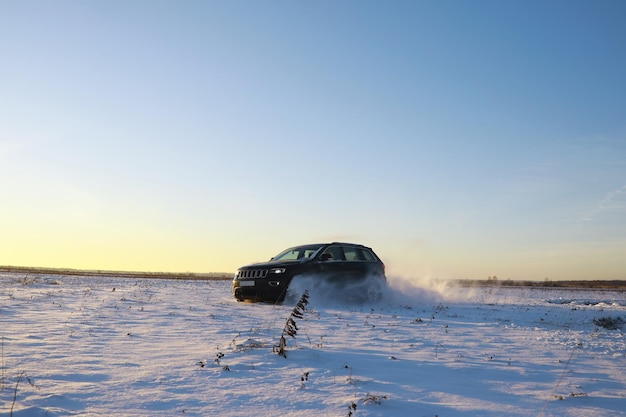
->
[{"left": 237, "top": 269, "right": 268, "bottom": 279}]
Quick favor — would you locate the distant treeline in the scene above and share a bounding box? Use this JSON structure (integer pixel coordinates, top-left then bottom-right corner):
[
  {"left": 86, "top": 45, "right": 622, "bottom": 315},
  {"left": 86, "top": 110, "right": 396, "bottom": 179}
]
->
[
  {"left": 2, "top": 266, "right": 624, "bottom": 288},
  {"left": 455, "top": 279, "right": 626, "bottom": 290},
  {"left": 0, "top": 266, "right": 233, "bottom": 280}
]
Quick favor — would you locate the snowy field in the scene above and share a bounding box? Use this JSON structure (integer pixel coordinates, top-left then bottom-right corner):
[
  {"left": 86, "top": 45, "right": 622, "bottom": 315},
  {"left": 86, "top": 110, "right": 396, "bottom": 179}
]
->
[{"left": 1, "top": 273, "right": 625, "bottom": 417}]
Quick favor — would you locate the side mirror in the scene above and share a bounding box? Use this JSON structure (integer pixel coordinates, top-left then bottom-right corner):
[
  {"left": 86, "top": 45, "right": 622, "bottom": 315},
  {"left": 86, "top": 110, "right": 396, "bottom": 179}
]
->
[{"left": 319, "top": 253, "right": 332, "bottom": 261}]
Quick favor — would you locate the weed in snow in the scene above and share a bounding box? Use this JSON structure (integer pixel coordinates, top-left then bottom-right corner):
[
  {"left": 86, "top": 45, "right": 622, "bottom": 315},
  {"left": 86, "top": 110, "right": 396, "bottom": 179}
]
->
[
  {"left": 593, "top": 316, "right": 624, "bottom": 330},
  {"left": 275, "top": 290, "right": 309, "bottom": 358},
  {"left": 300, "top": 371, "right": 309, "bottom": 389}
]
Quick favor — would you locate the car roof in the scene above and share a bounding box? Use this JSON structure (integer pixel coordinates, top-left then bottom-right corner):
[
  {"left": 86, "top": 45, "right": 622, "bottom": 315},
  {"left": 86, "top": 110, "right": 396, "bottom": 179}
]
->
[
  {"left": 328, "top": 242, "right": 371, "bottom": 248},
  {"left": 295, "top": 242, "right": 373, "bottom": 250}
]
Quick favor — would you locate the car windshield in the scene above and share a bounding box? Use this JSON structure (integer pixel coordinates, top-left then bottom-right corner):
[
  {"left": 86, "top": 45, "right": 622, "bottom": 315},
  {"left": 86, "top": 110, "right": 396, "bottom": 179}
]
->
[{"left": 271, "top": 244, "right": 325, "bottom": 261}]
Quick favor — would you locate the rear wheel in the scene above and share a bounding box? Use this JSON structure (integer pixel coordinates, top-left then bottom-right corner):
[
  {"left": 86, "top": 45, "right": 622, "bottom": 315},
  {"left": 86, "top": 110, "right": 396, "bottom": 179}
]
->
[{"left": 367, "top": 276, "right": 386, "bottom": 302}]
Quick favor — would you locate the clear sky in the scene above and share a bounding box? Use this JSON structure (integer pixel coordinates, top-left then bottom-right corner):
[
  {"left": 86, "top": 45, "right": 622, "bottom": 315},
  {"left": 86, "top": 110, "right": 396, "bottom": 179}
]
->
[{"left": 1, "top": 1, "right": 625, "bottom": 280}]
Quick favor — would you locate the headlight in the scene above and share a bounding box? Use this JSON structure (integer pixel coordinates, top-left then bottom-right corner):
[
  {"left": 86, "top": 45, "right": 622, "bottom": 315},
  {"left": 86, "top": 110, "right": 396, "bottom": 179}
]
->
[{"left": 269, "top": 268, "right": 286, "bottom": 274}]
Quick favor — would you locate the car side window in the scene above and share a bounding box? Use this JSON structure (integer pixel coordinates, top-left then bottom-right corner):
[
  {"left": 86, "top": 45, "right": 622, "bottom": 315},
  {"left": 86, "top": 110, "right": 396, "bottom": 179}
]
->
[
  {"left": 321, "top": 245, "right": 344, "bottom": 261},
  {"left": 343, "top": 246, "right": 362, "bottom": 261}
]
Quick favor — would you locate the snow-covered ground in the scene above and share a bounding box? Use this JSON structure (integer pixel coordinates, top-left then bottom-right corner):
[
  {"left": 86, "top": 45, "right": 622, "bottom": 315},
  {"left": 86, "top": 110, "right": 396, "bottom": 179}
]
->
[{"left": 1, "top": 273, "right": 625, "bottom": 416}]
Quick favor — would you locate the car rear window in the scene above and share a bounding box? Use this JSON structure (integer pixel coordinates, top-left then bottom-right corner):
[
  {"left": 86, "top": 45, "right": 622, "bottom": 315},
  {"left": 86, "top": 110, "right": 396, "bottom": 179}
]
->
[
  {"left": 343, "top": 247, "right": 361, "bottom": 261},
  {"left": 343, "top": 246, "right": 376, "bottom": 261},
  {"left": 361, "top": 249, "right": 376, "bottom": 261}
]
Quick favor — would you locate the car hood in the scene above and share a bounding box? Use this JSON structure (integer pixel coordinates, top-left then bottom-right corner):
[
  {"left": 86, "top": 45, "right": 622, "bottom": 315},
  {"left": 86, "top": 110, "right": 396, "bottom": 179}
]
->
[{"left": 239, "top": 259, "right": 308, "bottom": 269}]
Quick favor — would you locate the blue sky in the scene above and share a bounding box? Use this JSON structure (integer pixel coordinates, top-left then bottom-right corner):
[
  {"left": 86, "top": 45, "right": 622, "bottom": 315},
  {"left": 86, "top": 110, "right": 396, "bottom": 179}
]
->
[{"left": 1, "top": 1, "right": 625, "bottom": 280}]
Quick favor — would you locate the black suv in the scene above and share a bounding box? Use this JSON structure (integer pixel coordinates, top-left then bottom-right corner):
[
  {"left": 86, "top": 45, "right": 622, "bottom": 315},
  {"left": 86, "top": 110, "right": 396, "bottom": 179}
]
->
[{"left": 232, "top": 242, "right": 386, "bottom": 303}]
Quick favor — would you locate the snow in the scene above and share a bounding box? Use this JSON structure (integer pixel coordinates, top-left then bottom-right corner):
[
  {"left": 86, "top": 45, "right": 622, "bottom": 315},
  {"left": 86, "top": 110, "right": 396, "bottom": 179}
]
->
[{"left": 1, "top": 273, "right": 625, "bottom": 416}]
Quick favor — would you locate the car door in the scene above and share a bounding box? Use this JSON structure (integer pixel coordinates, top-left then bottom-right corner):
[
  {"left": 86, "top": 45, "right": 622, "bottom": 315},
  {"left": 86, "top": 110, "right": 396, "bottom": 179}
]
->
[
  {"left": 317, "top": 244, "right": 349, "bottom": 281},
  {"left": 340, "top": 245, "right": 370, "bottom": 281}
]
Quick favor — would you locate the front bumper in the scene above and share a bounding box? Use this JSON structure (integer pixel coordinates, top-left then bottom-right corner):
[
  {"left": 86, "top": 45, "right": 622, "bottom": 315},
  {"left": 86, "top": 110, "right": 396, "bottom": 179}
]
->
[{"left": 232, "top": 279, "right": 288, "bottom": 303}]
